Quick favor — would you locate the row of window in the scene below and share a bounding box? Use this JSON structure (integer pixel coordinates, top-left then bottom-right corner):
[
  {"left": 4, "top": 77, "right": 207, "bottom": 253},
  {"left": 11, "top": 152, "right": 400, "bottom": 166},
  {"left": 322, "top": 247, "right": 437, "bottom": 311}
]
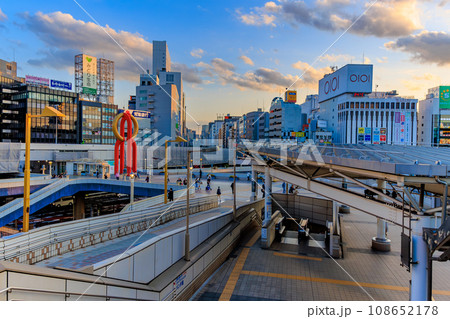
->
[{"left": 338, "top": 101, "right": 417, "bottom": 110}]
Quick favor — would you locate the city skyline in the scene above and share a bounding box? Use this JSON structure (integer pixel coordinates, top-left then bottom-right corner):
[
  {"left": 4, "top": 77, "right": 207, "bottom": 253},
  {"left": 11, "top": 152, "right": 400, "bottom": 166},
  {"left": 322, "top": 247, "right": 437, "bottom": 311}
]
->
[{"left": 0, "top": 0, "right": 449, "bottom": 128}]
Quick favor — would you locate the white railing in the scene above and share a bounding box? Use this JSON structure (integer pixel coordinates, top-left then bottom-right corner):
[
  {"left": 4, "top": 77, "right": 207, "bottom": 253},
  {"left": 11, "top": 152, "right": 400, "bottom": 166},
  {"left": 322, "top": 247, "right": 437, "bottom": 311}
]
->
[
  {"left": 0, "top": 195, "right": 218, "bottom": 263},
  {"left": 120, "top": 188, "right": 194, "bottom": 212}
]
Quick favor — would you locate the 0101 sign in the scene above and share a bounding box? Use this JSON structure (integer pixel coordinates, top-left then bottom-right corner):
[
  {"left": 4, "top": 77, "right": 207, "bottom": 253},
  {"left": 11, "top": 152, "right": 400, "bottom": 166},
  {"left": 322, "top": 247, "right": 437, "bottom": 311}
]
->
[{"left": 323, "top": 75, "right": 339, "bottom": 95}]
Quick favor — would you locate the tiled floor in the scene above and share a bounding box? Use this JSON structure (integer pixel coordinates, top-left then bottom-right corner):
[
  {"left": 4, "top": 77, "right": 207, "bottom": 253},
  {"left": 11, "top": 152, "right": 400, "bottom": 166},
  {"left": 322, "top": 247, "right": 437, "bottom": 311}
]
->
[{"left": 193, "top": 206, "right": 450, "bottom": 301}]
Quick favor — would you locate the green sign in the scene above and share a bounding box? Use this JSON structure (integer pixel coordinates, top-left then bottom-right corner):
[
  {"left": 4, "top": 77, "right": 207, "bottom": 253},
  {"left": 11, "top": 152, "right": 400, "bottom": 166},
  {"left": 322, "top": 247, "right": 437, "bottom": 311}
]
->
[
  {"left": 439, "top": 86, "right": 450, "bottom": 109},
  {"left": 83, "top": 87, "right": 97, "bottom": 95}
]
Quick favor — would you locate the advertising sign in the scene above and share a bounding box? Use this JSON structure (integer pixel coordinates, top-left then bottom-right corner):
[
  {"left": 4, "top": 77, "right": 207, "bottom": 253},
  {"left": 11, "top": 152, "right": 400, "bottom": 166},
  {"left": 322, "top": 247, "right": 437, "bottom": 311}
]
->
[
  {"left": 50, "top": 79, "right": 72, "bottom": 90},
  {"left": 373, "top": 128, "right": 380, "bottom": 144},
  {"left": 380, "top": 128, "right": 387, "bottom": 143},
  {"left": 317, "top": 120, "right": 327, "bottom": 128},
  {"left": 25, "top": 75, "right": 49, "bottom": 87},
  {"left": 440, "top": 86, "right": 450, "bottom": 109},
  {"left": 364, "top": 127, "right": 371, "bottom": 144},
  {"left": 318, "top": 64, "right": 373, "bottom": 102},
  {"left": 285, "top": 90, "right": 297, "bottom": 103},
  {"left": 119, "top": 109, "right": 151, "bottom": 119},
  {"left": 357, "top": 127, "right": 365, "bottom": 144},
  {"left": 82, "top": 54, "right": 97, "bottom": 95}
]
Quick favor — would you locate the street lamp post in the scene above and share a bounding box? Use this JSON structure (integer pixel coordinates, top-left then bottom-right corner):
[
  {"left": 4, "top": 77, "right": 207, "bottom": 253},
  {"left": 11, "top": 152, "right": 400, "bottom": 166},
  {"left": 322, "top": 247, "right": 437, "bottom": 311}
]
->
[
  {"left": 49, "top": 161, "right": 53, "bottom": 177},
  {"left": 164, "top": 136, "right": 187, "bottom": 204},
  {"left": 23, "top": 106, "right": 65, "bottom": 232},
  {"left": 130, "top": 173, "right": 135, "bottom": 210}
]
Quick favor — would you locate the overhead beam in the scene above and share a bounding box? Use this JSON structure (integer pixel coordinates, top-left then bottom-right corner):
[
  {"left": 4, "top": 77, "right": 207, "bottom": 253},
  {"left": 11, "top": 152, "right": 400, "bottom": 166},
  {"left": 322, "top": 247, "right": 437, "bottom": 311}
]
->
[{"left": 254, "top": 165, "right": 409, "bottom": 229}]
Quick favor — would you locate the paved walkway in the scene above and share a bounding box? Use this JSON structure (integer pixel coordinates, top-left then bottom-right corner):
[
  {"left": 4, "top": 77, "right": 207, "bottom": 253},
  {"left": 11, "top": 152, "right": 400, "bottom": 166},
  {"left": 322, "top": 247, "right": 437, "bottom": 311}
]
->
[
  {"left": 192, "top": 203, "right": 450, "bottom": 301},
  {"left": 36, "top": 205, "right": 232, "bottom": 270}
]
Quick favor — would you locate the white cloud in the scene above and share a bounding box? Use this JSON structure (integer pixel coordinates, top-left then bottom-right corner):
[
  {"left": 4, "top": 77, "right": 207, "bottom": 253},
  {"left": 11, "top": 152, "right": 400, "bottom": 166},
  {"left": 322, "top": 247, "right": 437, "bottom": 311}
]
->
[
  {"left": 21, "top": 11, "right": 152, "bottom": 81},
  {"left": 0, "top": 8, "right": 7, "bottom": 21},
  {"left": 237, "top": 0, "right": 422, "bottom": 38},
  {"left": 385, "top": 30, "right": 450, "bottom": 66},
  {"left": 190, "top": 48, "right": 204, "bottom": 58},
  {"left": 239, "top": 55, "right": 254, "bottom": 66}
]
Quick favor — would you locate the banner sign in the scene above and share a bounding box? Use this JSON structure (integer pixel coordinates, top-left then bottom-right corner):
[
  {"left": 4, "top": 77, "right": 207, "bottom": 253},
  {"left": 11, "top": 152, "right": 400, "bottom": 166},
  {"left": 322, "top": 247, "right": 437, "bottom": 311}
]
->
[
  {"left": 26, "top": 75, "right": 49, "bottom": 87},
  {"left": 82, "top": 54, "right": 97, "bottom": 95},
  {"left": 50, "top": 79, "right": 72, "bottom": 90}
]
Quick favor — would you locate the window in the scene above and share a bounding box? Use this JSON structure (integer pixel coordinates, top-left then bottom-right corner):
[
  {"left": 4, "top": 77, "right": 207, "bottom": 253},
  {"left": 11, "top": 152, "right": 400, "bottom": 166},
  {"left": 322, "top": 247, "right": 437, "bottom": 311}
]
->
[
  {"left": 139, "top": 90, "right": 147, "bottom": 94},
  {"left": 166, "top": 74, "right": 174, "bottom": 82}
]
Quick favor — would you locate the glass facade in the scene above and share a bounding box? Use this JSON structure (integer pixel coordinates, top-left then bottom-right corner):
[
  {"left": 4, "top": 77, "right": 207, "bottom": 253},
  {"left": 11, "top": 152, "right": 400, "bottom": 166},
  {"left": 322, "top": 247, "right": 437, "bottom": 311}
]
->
[
  {"left": 79, "top": 100, "right": 117, "bottom": 144},
  {"left": 5, "top": 85, "right": 78, "bottom": 143}
]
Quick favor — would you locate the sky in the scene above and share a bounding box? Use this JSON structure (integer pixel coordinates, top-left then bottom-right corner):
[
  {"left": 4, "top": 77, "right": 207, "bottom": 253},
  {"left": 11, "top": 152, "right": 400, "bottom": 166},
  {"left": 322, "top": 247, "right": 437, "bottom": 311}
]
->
[{"left": 1, "top": 0, "right": 450, "bottom": 130}]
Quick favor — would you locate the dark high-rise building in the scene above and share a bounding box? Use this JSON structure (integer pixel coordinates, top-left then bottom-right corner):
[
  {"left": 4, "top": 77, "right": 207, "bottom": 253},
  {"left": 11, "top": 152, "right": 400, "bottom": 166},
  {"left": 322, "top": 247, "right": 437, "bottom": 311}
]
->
[{"left": 0, "top": 82, "right": 78, "bottom": 143}]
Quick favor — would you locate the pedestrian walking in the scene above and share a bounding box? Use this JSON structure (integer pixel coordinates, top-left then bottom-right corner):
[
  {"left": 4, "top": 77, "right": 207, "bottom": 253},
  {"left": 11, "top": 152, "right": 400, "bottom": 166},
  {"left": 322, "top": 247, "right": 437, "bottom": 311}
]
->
[
  {"left": 168, "top": 188, "right": 174, "bottom": 202},
  {"left": 247, "top": 172, "right": 251, "bottom": 181},
  {"left": 115, "top": 173, "right": 119, "bottom": 180},
  {"left": 96, "top": 171, "right": 100, "bottom": 178},
  {"left": 145, "top": 176, "right": 150, "bottom": 183},
  {"left": 230, "top": 182, "right": 235, "bottom": 194},
  {"left": 199, "top": 169, "right": 203, "bottom": 179},
  {"left": 104, "top": 173, "right": 108, "bottom": 179},
  {"left": 282, "top": 182, "right": 286, "bottom": 193},
  {"left": 262, "top": 183, "right": 265, "bottom": 198},
  {"left": 217, "top": 186, "right": 222, "bottom": 204}
]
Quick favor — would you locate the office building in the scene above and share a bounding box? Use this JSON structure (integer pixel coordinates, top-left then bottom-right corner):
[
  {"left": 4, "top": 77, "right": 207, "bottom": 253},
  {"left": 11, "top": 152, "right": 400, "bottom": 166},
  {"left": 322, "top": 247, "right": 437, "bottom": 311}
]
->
[
  {"left": 418, "top": 86, "right": 450, "bottom": 146},
  {"left": 0, "top": 83, "right": 78, "bottom": 144},
  {"left": 316, "top": 64, "right": 418, "bottom": 145},
  {"left": 269, "top": 95, "right": 303, "bottom": 139},
  {"left": 78, "top": 101, "right": 117, "bottom": 144},
  {"left": 241, "top": 108, "right": 269, "bottom": 141},
  {"left": 133, "top": 41, "right": 186, "bottom": 141}
]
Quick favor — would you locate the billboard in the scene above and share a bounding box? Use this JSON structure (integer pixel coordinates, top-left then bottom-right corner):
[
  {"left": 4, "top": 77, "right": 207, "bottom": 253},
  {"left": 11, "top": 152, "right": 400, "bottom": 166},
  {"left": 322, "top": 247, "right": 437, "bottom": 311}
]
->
[
  {"left": 82, "top": 54, "right": 97, "bottom": 95},
  {"left": 119, "top": 109, "right": 151, "bottom": 119},
  {"left": 318, "top": 64, "right": 373, "bottom": 103},
  {"left": 439, "top": 86, "right": 450, "bottom": 109},
  {"left": 25, "top": 75, "right": 49, "bottom": 87},
  {"left": 317, "top": 120, "right": 327, "bottom": 128},
  {"left": 50, "top": 79, "right": 72, "bottom": 90},
  {"left": 364, "top": 127, "right": 371, "bottom": 144},
  {"left": 285, "top": 90, "right": 297, "bottom": 103}
]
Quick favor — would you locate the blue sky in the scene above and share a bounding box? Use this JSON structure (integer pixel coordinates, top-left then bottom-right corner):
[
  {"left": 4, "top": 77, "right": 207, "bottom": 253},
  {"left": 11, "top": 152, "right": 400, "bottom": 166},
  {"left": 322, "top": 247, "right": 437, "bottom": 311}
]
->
[{"left": 1, "top": 1, "right": 449, "bottom": 128}]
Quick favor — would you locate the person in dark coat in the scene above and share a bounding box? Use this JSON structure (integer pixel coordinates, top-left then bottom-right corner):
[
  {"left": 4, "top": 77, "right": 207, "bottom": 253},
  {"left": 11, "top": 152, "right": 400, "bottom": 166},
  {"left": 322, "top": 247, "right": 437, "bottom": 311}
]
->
[{"left": 168, "top": 188, "right": 174, "bottom": 202}]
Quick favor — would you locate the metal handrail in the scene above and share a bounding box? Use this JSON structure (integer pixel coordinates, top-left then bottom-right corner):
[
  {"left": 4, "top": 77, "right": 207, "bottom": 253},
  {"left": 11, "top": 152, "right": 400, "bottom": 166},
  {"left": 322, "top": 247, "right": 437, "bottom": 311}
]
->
[
  {"left": 0, "top": 195, "right": 217, "bottom": 261},
  {"left": 0, "top": 286, "right": 146, "bottom": 301}
]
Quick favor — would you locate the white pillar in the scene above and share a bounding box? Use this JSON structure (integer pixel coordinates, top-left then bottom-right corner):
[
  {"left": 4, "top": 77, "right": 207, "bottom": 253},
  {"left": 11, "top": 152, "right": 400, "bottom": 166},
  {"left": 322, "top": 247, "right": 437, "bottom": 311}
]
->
[
  {"left": 264, "top": 166, "right": 272, "bottom": 224},
  {"left": 371, "top": 180, "right": 391, "bottom": 251},
  {"left": 251, "top": 169, "right": 258, "bottom": 201}
]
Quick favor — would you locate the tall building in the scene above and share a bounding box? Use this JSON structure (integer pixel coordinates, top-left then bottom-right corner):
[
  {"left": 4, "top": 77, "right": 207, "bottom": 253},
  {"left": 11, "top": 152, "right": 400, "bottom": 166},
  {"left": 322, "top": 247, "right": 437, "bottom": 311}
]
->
[
  {"left": 418, "top": 86, "right": 450, "bottom": 146},
  {"left": 152, "top": 41, "right": 171, "bottom": 75},
  {"left": 133, "top": 41, "right": 186, "bottom": 141}
]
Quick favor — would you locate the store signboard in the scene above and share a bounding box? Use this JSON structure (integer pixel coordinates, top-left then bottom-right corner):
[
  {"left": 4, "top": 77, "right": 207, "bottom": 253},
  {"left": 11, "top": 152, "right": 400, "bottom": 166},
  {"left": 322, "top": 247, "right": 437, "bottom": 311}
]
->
[
  {"left": 439, "top": 86, "right": 450, "bottom": 109},
  {"left": 380, "top": 128, "right": 387, "bottom": 143},
  {"left": 364, "top": 127, "right": 371, "bottom": 144},
  {"left": 82, "top": 54, "right": 97, "bottom": 95}
]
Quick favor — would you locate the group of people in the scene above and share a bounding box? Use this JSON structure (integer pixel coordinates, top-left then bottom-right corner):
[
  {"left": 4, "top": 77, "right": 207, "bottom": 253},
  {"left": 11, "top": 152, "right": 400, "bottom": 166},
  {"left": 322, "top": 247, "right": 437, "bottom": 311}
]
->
[{"left": 51, "top": 172, "right": 67, "bottom": 179}]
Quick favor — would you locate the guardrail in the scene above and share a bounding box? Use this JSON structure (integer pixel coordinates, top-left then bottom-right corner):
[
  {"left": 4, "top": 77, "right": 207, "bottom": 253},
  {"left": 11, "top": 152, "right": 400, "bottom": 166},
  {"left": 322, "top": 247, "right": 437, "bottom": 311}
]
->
[
  {"left": 120, "top": 188, "right": 194, "bottom": 213},
  {"left": 0, "top": 194, "right": 218, "bottom": 265},
  {"left": 0, "top": 178, "right": 66, "bottom": 217}
]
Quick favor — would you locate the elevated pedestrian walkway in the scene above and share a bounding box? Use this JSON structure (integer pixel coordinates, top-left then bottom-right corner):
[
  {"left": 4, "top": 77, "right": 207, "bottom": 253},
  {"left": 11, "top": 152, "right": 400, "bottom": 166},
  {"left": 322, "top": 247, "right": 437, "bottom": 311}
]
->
[{"left": 0, "top": 178, "right": 182, "bottom": 227}]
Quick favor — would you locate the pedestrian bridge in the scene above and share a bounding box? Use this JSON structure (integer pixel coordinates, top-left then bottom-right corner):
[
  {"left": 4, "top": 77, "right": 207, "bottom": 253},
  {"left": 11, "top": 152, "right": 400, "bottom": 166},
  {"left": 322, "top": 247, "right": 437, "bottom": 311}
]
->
[
  {"left": 0, "top": 178, "right": 183, "bottom": 228},
  {"left": 0, "top": 193, "right": 264, "bottom": 300}
]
